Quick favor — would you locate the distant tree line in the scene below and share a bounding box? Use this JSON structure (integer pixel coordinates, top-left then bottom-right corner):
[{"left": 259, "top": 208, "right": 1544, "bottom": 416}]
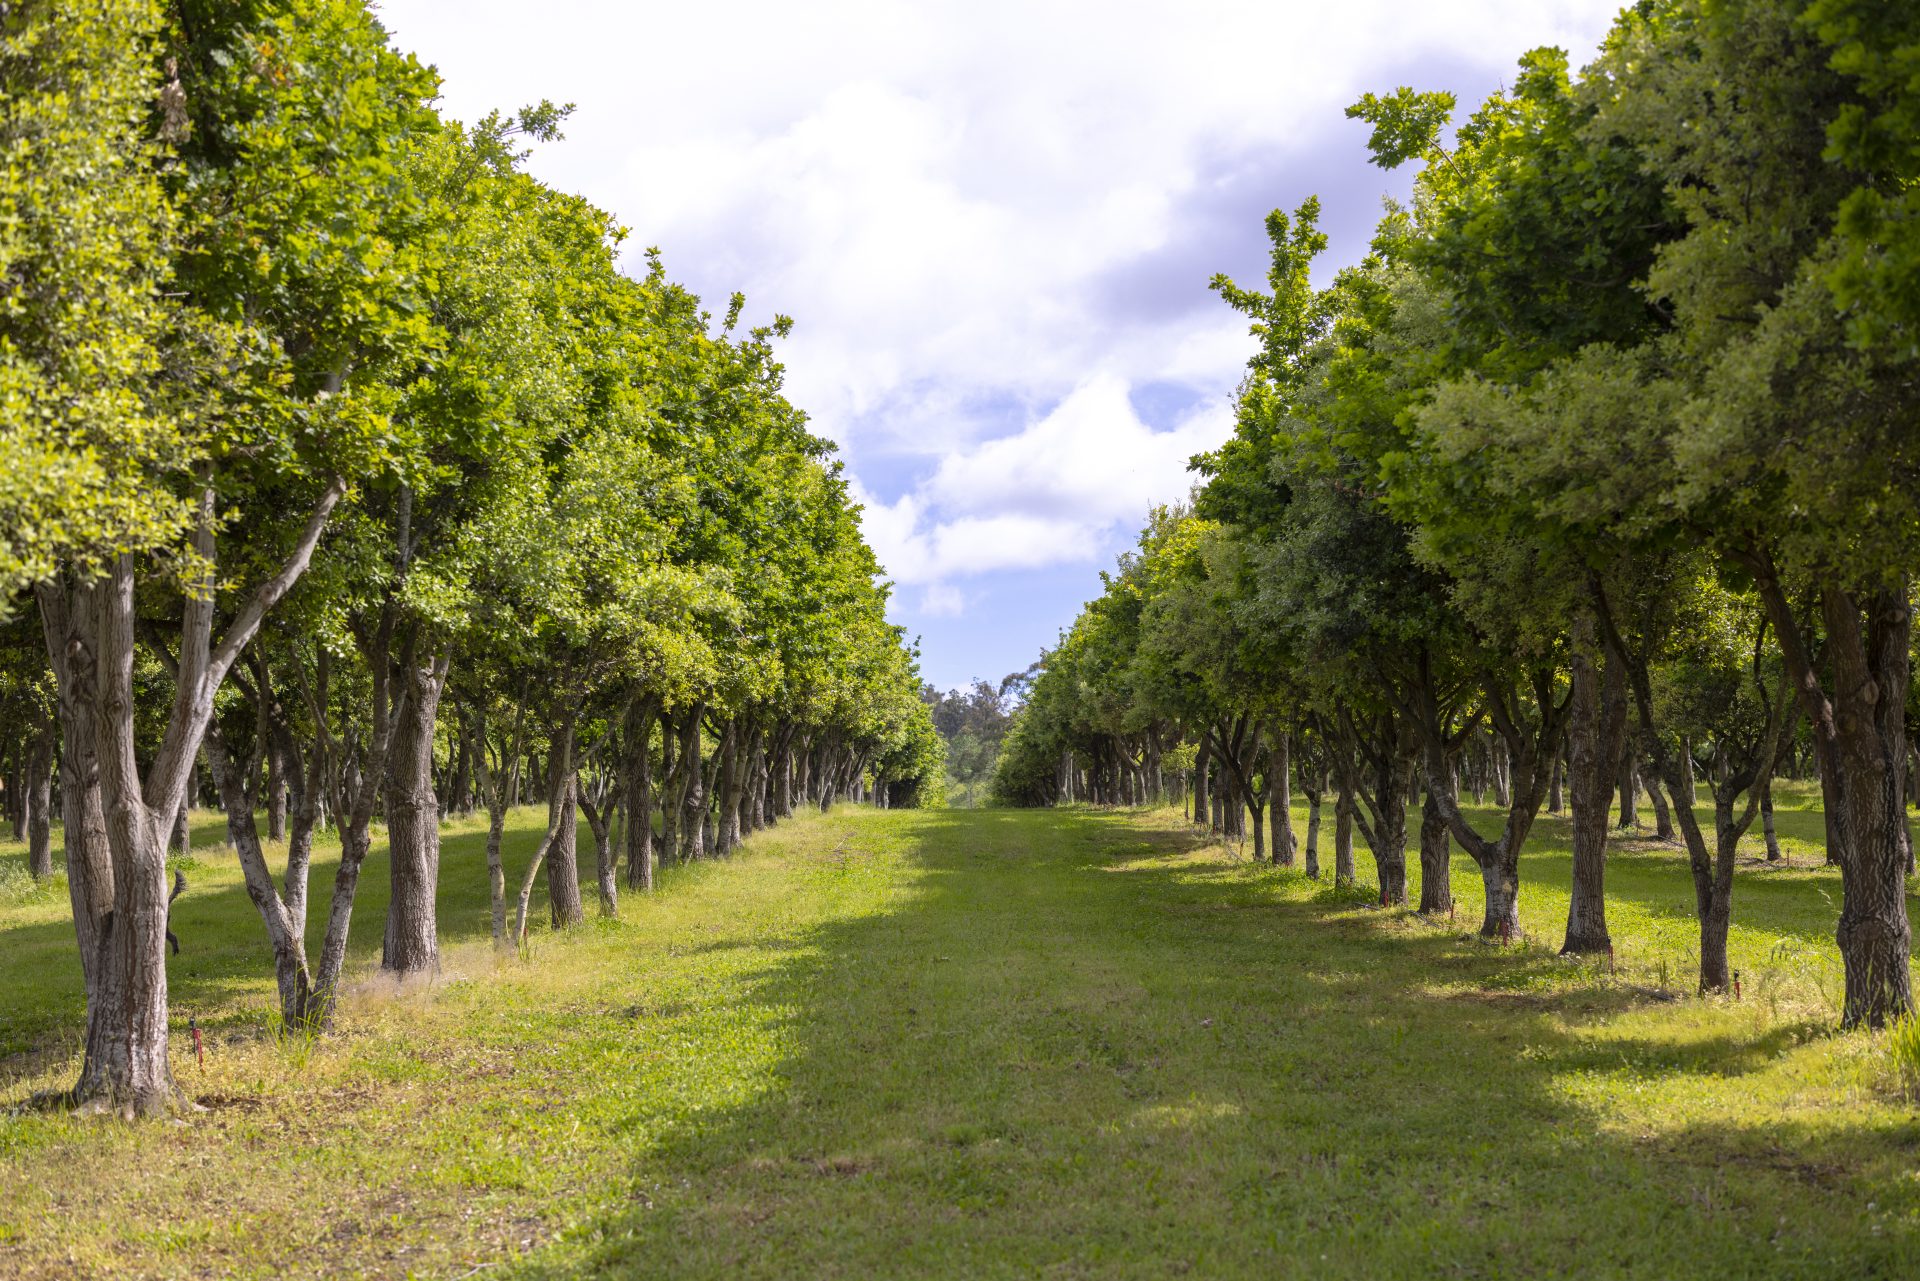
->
[{"left": 922, "top": 666, "right": 1035, "bottom": 805}]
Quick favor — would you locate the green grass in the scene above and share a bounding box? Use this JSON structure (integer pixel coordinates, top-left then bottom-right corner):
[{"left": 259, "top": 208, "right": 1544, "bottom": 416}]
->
[{"left": 1, "top": 791, "right": 1918, "bottom": 1278}]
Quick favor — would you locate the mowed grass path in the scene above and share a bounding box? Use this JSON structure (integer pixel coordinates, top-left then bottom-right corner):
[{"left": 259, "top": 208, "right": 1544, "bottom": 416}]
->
[{"left": 2, "top": 800, "right": 1918, "bottom": 1278}]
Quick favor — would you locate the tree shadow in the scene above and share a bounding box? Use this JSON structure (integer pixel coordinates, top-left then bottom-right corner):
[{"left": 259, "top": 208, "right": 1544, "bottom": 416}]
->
[{"left": 0, "top": 807, "right": 676, "bottom": 1076}]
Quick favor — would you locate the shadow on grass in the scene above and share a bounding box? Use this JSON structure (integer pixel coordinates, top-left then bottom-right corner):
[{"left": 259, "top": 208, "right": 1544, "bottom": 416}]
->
[
  {"left": 508, "top": 806, "right": 1920, "bottom": 1280},
  {"left": 0, "top": 808, "right": 679, "bottom": 1072}
]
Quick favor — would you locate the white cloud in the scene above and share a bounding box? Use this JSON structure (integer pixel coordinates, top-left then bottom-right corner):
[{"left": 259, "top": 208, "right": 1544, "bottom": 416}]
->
[
  {"left": 851, "top": 477, "right": 1103, "bottom": 586},
  {"left": 379, "top": 0, "right": 1624, "bottom": 457},
  {"left": 927, "top": 374, "right": 1228, "bottom": 522},
  {"left": 852, "top": 374, "right": 1231, "bottom": 588},
  {"left": 375, "top": 0, "right": 1626, "bottom": 678},
  {"left": 919, "top": 584, "right": 969, "bottom": 617}
]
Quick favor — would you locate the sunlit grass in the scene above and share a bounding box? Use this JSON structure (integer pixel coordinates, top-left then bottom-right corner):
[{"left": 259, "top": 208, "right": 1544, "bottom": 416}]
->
[{"left": 0, "top": 793, "right": 1915, "bottom": 1278}]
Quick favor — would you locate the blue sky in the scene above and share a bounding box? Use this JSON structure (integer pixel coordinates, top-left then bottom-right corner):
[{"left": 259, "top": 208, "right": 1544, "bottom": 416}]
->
[{"left": 377, "top": 0, "right": 1624, "bottom": 693}]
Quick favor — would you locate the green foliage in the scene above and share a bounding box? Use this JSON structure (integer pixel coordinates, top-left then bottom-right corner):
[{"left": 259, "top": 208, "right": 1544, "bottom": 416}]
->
[
  {"left": 0, "top": 0, "right": 182, "bottom": 598},
  {"left": 1346, "top": 85, "right": 1457, "bottom": 170}
]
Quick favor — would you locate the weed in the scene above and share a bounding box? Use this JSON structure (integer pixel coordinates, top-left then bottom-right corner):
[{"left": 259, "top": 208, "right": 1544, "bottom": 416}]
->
[{"left": 1888, "top": 1011, "right": 1920, "bottom": 1101}]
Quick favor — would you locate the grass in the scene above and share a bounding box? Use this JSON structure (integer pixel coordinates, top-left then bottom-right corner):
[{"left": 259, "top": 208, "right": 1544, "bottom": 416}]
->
[{"left": 0, "top": 789, "right": 1917, "bottom": 1278}]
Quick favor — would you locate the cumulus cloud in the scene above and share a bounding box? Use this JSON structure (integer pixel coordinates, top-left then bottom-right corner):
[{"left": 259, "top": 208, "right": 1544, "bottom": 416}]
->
[
  {"left": 379, "top": 0, "right": 1621, "bottom": 450},
  {"left": 378, "top": 0, "right": 1623, "bottom": 652},
  {"left": 927, "top": 374, "right": 1229, "bottom": 522},
  {"left": 918, "top": 584, "right": 970, "bottom": 617},
  {"left": 850, "top": 375, "right": 1230, "bottom": 597}
]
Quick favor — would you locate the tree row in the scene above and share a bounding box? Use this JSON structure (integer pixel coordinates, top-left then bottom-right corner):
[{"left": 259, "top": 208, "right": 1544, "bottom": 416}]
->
[
  {"left": 993, "top": 0, "right": 1920, "bottom": 1027},
  {"left": 0, "top": 0, "right": 939, "bottom": 1115}
]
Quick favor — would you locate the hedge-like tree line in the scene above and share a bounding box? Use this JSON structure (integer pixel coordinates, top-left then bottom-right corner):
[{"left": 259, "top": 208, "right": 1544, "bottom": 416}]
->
[
  {"left": 994, "top": 0, "right": 1919, "bottom": 1027},
  {"left": 0, "top": 0, "right": 941, "bottom": 1115}
]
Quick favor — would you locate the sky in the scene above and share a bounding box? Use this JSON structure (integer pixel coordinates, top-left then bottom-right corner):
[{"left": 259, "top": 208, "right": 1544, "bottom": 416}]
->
[{"left": 375, "top": 0, "right": 1625, "bottom": 693}]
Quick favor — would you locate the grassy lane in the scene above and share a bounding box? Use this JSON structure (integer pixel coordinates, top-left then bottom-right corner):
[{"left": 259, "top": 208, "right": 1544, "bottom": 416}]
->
[{"left": 2, "top": 802, "right": 1918, "bottom": 1277}]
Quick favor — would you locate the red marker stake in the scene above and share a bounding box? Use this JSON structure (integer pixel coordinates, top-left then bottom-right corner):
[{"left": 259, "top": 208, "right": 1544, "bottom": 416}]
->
[{"left": 189, "top": 1016, "right": 204, "bottom": 1068}]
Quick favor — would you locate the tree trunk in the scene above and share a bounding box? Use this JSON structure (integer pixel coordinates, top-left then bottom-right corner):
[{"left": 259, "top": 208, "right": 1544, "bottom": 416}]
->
[
  {"left": 1479, "top": 847, "right": 1522, "bottom": 941},
  {"left": 1334, "top": 715, "right": 1409, "bottom": 905},
  {"left": 512, "top": 783, "right": 570, "bottom": 947},
  {"left": 1616, "top": 754, "right": 1639, "bottom": 830},
  {"left": 449, "top": 720, "right": 472, "bottom": 819},
  {"left": 40, "top": 578, "right": 114, "bottom": 998},
  {"left": 381, "top": 655, "right": 448, "bottom": 978},
  {"left": 464, "top": 702, "right": 523, "bottom": 951},
  {"left": 1691, "top": 801, "right": 1743, "bottom": 995},
  {"left": 1303, "top": 766, "right": 1323, "bottom": 879},
  {"left": 309, "top": 631, "right": 401, "bottom": 1026},
  {"left": 1645, "top": 758, "right": 1675, "bottom": 839},
  {"left": 658, "top": 712, "right": 681, "bottom": 864},
  {"left": 791, "top": 733, "right": 809, "bottom": 810},
  {"left": 1418, "top": 788, "right": 1452, "bottom": 915},
  {"left": 25, "top": 721, "right": 53, "bottom": 879},
  {"left": 715, "top": 720, "right": 742, "bottom": 854},
  {"left": 69, "top": 560, "right": 176, "bottom": 1113},
  {"left": 1333, "top": 787, "right": 1355, "bottom": 886},
  {"left": 624, "top": 697, "right": 657, "bottom": 891},
  {"left": 207, "top": 726, "right": 315, "bottom": 1027},
  {"left": 580, "top": 784, "right": 617, "bottom": 917},
  {"left": 1762, "top": 781, "right": 1782, "bottom": 861},
  {"left": 1192, "top": 739, "right": 1210, "bottom": 828},
  {"left": 1417, "top": 663, "right": 1567, "bottom": 944},
  {"left": 543, "top": 714, "right": 584, "bottom": 929},
  {"left": 674, "top": 708, "right": 705, "bottom": 861},
  {"left": 1269, "top": 734, "right": 1293, "bottom": 866},
  {"left": 6, "top": 750, "right": 21, "bottom": 842},
  {"left": 773, "top": 725, "right": 794, "bottom": 819},
  {"left": 1751, "top": 573, "right": 1913, "bottom": 1025},
  {"left": 265, "top": 732, "right": 288, "bottom": 842},
  {"left": 1563, "top": 612, "right": 1624, "bottom": 955},
  {"left": 1373, "top": 755, "right": 1411, "bottom": 906}
]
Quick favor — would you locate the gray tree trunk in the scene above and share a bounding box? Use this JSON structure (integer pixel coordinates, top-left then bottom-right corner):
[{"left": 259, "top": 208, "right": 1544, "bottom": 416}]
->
[
  {"left": 40, "top": 577, "right": 114, "bottom": 998},
  {"left": 1269, "top": 733, "right": 1293, "bottom": 866},
  {"left": 381, "top": 655, "right": 448, "bottom": 977},
  {"left": 39, "top": 481, "right": 339, "bottom": 1108},
  {"left": 673, "top": 708, "right": 705, "bottom": 861},
  {"left": 265, "top": 731, "right": 287, "bottom": 842},
  {"left": 1418, "top": 788, "right": 1452, "bottom": 915},
  {"left": 1616, "top": 753, "right": 1640, "bottom": 830},
  {"left": 1479, "top": 849, "right": 1522, "bottom": 941},
  {"left": 1645, "top": 757, "right": 1676, "bottom": 839},
  {"left": 543, "top": 716, "right": 584, "bottom": 929},
  {"left": 580, "top": 784, "right": 617, "bottom": 917},
  {"left": 1333, "top": 787, "right": 1355, "bottom": 886},
  {"left": 1303, "top": 767, "right": 1323, "bottom": 879},
  {"left": 1757, "top": 581, "right": 1914, "bottom": 1025},
  {"left": 1192, "top": 739, "right": 1210, "bottom": 827},
  {"left": 207, "top": 725, "right": 316, "bottom": 1027},
  {"left": 465, "top": 701, "right": 524, "bottom": 951},
  {"left": 1563, "top": 612, "right": 1625, "bottom": 955},
  {"left": 715, "top": 721, "right": 741, "bottom": 854},
  {"left": 26, "top": 721, "right": 53, "bottom": 879},
  {"left": 623, "top": 697, "right": 657, "bottom": 891}
]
